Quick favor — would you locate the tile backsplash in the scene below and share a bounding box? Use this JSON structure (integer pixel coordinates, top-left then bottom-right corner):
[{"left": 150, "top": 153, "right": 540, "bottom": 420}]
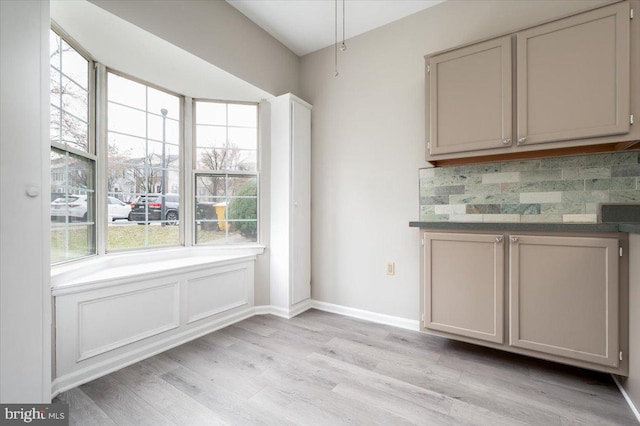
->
[{"left": 419, "top": 152, "right": 640, "bottom": 223}]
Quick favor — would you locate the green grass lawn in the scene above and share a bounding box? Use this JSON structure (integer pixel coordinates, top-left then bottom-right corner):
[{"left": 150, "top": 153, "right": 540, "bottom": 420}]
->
[{"left": 51, "top": 223, "right": 230, "bottom": 262}]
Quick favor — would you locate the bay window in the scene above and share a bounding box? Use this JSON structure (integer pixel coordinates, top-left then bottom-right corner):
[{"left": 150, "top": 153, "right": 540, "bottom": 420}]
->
[{"left": 50, "top": 30, "right": 260, "bottom": 265}]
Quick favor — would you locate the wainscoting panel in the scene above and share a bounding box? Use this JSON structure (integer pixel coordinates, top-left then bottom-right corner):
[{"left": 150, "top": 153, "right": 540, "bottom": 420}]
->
[{"left": 186, "top": 266, "right": 250, "bottom": 324}]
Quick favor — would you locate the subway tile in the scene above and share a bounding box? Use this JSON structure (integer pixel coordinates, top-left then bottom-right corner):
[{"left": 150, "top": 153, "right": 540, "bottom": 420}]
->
[
  {"left": 435, "top": 204, "right": 466, "bottom": 215},
  {"left": 482, "top": 172, "right": 520, "bottom": 184},
  {"left": 611, "top": 164, "right": 640, "bottom": 177},
  {"left": 421, "top": 195, "right": 449, "bottom": 205},
  {"left": 610, "top": 190, "right": 640, "bottom": 202},
  {"left": 466, "top": 204, "right": 500, "bottom": 214},
  {"left": 585, "top": 178, "right": 636, "bottom": 191},
  {"left": 450, "top": 193, "right": 519, "bottom": 205},
  {"left": 561, "top": 191, "right": 609, "bottom": 204},
  {"left": 563, "top": 167, "right": 611, "bottom": 180},
  {"left": 541, "top": 156, "right": 586, "bottom": 170},
  {"left": 542, "top": 203, "right": 585, "bottom": 215},
  {"left": 420, "top": 185, "right": 435, "bottom": 197},
  {"left": 502, "top": 180, "right": 585, "bottom": 193},
  {"left": 501, "top": 204, "right": 541, "bottom": 215},
  {"left": 450, "top": 163, "right": 501, "bottom": 175},
  {"left": 520, "top": 214, "right": 563, "bottom": 223},
  {"left": 519, "top": 191, "right": 562, "bottom": 204},
  {"left": 520, "top": 170, "right": 562, "bottom": 182},
  {"left": 465, "top": 184, "right": 502, "bottom": 194},
  {"left": 482, "top": 214, "right": 521, "bottom": 223},
  {"left": 586, "top": 152, "right": 638, "bottom": 167},
  {"left": 434, "top": 185, "right": 465, "bottom": 196},
  {"left": 585, "top": 203, "right": 599, "bottom": 215},
  {"left": 419, "top": 168, "right": 436, "bottom": 179},
  {"left": 419, "top": 214, "right": 450, "bottom": 222},
  {"left": 433, "top": 174, "right": 482, "bottom": 186},
  {"left": 562, "top": 214, "right": 598, "bottom": 223},
  {"left": 450, "top": 214, "right": 483, "bottom": 222},
  {"left": 500, "top": 160, "right": 541, "bottom": 172}
]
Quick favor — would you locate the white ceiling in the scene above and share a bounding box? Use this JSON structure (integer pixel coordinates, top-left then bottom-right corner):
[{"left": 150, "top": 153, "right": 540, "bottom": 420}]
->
[{"left": 226, "top": 0, "right": 445, "bottom": 56}]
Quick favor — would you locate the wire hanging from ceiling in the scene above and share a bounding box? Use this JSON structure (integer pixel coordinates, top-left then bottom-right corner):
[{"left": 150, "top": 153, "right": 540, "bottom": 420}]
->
[{"left": 335, "top": 0, "right": 347, "bottom": 77}]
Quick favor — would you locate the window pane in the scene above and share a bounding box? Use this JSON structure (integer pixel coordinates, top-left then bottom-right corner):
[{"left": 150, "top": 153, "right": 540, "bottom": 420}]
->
[
  {"left": 228, "top": 104, "right": 257, "bottom": 127},
  {"left": 107, "top": 71, "right": 181, "bottom": 251},
  {"left": 108, "top": 73, "right": 146, "bottom": 110},
  {"left": 148, "top": 113, "right": 180, "bottom": 144},
  {"left": 195, "top": 125, "right": 226, "bottom": 149},
  {"left": 61, "top": 39, "right": 89, "bottom": 90},
  {"left": 148, "top": 87, "right": 180, "bottom": 121},
  {"left": 194, "top": 101, "right": 257, "bottom": 174},
  {"left": 108, "top": 102, "right": 146, "bottom": 138},
  {"left": 196, "top": 101, "right": 226, "bottom": 125},
  {"left": 50, "top": 31, "right": 90, "bottom": 154},
  {"left": 195, "top": 175, "right": 257, "bottom": 245},
  {"left": 50, "top": 148, "right": 96, "bottom": 263},
  {"left": 228, "top": 127, "right": 257, "bottom": 151}
]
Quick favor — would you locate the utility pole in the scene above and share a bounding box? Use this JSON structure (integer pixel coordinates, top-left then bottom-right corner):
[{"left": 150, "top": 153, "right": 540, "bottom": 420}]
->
[{"left": 161, "top": 108, "right": 168, "bottom": 227}]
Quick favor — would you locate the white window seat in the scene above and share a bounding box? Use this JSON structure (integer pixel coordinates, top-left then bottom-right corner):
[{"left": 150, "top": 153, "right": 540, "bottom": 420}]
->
[{"left": 51, "top": 245, "right": 264, "bottom": 295}]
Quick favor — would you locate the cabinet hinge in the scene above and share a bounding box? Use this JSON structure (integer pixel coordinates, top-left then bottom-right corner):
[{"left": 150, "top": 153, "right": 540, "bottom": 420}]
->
[
  {"left": 427, "top": 64, "right": 430, "bottom": 73},
  {"left": 421, "top": 238, "right": 425, "bottom": 246},
  {"left": 630, "top": 8, "right": 634, "bottom": 19},
  {"left": 620, "top": 351, "right": 623, "bottom": 361},
  {"left": 631, "top": 114, "right": 635, "bottom": 125},
  {"left": 421, "top": 313, "right": 425, "bottom": 322},
  {"left": 427, "top": 142, "right": 431, "bottom": 151},
  {"left": 620, "top": 246, "right": 623, "bottom": 257}
]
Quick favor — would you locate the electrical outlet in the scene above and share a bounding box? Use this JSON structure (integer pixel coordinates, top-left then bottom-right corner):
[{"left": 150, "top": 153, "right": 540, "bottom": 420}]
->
[{"left": 386, "top": 261, "right": 395, "bottom": 275}]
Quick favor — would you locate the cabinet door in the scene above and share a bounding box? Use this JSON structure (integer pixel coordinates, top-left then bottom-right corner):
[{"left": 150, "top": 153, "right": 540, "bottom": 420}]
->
[
  {"left": 424, "top": 232, "right": 505, "bottom": 343},
  {"left": 290, "top": 100, "right": 311, "bottom": 305},
  {"left": 516, "top": 2, "right": 630, "bottom": 147},
  {"left": 428, "top": 36, "right": 512, "bottom": 156},
  {"left": 509, "top": 235, "right": 619, "bottom": 367}
]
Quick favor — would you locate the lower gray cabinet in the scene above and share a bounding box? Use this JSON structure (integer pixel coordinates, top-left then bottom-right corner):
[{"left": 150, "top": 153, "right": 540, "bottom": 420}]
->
[
  {"left": 423, "top": 232, "right": 504, "bottom": 344},
  {"left": 509, "top": 235, "right": 620, "bottom": 368},
  {"left": 421, "top": 230, "right": 626, "bottom": 374}
]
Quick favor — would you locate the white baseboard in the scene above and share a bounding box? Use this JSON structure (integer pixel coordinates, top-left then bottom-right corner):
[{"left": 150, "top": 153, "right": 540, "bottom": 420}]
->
[
  {"left": 612, "top": 375, "right": 640, "bottom": 423},
  {"left": 310, "top": 300, "right": 420, "bottom": 331},
  {"left": 254, "top": 300, "right": 312, "bottom": 319}
]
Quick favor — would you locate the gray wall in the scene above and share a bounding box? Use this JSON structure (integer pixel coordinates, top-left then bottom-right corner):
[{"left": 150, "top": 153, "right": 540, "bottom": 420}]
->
[
  {"left": 0, "top": 0, "right": 51, "bottom": 402},
  {"left": 89, "top": 0, "right": 301, "bottom": 97},
  {"left": 300, "top": 0, "right": 608, "bottom": 320}
]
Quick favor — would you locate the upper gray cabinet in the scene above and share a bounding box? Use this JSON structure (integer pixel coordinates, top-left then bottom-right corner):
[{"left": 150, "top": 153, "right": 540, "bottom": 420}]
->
[
  {"left": 428, "top": 36, "right": 512, "bottom": 155},
  {"left": 426, "top": 1, "right": 636, "bottom": 165},
  {"left": 517, "top": 2, "right": 630, "bottom": 147}
]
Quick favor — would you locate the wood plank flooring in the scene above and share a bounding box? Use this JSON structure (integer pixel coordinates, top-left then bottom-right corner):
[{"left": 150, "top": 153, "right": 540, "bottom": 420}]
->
[{"left": 54, "top": 309, "right": 638, "bottom": 425}]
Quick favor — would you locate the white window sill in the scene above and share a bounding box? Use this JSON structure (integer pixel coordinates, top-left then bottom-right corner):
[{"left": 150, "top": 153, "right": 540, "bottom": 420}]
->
[{"left": 51, "top": 245, "right": 264, "bottom": 295}]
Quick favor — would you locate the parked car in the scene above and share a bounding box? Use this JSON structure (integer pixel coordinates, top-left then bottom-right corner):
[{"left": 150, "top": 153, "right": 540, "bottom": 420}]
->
[
  {"left": 50, "top": 195, "right": 131, "bottom": 221},
  {"left": 128, "top": 193, "right": 179, "bottom": 225}
]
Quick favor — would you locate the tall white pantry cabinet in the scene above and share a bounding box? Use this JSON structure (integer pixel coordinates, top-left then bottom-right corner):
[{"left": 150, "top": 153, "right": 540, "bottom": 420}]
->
[{"left": 269, "top": 94, "right": 312, "bottom": 317}]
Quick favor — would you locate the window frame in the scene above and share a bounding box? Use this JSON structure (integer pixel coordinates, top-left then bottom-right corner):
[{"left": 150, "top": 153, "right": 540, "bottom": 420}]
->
[
  {"left": 50, "top": 27, "right": 262, "bottom": 267},
  {"left": 102, "top": 68, "right": 185, "bottom": 253},
  {"left": 192, "top": 99, "right": 260, "bottom": 246},
  {"left": 50, "top": 23, "right": 97, "bottom": 264}
]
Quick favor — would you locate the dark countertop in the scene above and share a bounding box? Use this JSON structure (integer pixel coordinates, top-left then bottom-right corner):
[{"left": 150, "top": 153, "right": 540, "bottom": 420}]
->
[{"left": 409, "top": 221, "right": 638, "bottom": 233}]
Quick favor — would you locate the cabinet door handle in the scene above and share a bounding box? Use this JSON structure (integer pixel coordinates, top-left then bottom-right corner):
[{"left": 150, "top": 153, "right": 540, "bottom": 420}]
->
[
  {"left": 495, "top": 236, "right": 504, "bottom": 243},
  {"left": 502, "top": 138, "right": 511, "bottom": 145},
  {"left": 510, "top": 236, "right": 519, "bottom": 243},
  {"left": 517, "top": 137, "right": 526, "bottom": 145}
]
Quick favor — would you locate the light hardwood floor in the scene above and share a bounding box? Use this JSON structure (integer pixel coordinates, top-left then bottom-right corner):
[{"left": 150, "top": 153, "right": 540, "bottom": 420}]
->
[{"left": 54, "top": 309, "right": 638, "bottom": 425}]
